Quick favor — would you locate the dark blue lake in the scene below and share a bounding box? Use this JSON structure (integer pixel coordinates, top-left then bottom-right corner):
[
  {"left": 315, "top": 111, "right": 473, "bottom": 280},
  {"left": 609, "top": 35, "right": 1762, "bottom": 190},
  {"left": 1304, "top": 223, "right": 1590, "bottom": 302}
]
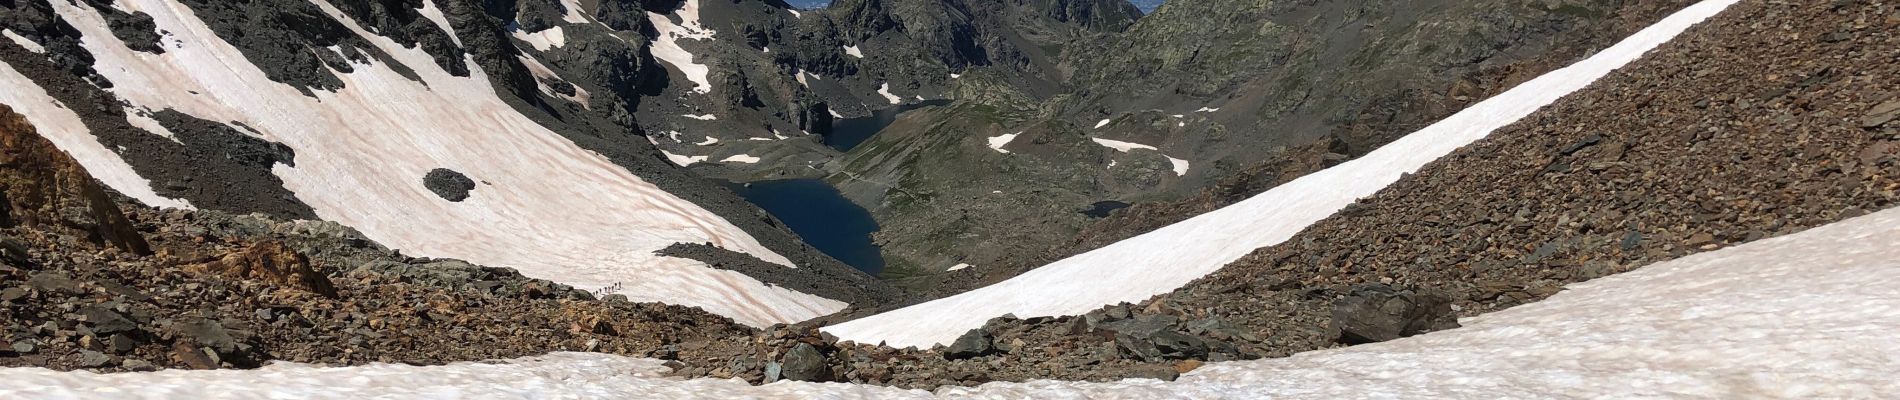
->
[
  {"left": 727, "top": 179, "right": 886, "bottom": 275},
  {"left": 823, "top": 100, "right": 952, "bottom": 152},
  {"left": 1083, "top": 200, "right": 1132, "bottom": 218}
]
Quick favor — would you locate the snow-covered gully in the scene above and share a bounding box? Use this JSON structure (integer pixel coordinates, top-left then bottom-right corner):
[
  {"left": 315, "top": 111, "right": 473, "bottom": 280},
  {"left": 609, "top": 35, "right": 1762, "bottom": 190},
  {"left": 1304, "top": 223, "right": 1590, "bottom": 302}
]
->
[
  {"left": 7, "top": 204, "right": 1897, "bottom": 398},
  {"left": 824, "top": 0, "right": 1745, "bottom": 347}
]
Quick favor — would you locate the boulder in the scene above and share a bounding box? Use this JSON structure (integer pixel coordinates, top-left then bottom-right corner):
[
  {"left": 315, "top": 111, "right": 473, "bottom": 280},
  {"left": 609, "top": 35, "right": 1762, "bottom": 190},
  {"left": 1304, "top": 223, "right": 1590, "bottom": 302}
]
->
[
  {"left": 943, "top": 328, "right": 997, "bottom": 360},
  {"left": 187, "top": 241, "right": 338, "bottom": 298},
  {"left": 780, "top": 343, "right": 831, "bottom": 382},
  {"left": 1330, "top": 284, "right": 1460, "bottom": 344}
]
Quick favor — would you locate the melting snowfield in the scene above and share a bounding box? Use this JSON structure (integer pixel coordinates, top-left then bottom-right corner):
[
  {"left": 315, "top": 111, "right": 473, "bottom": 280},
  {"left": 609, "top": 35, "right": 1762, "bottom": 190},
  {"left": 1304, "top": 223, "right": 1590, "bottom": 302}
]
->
[
  {"left": 647, "top": 0, "right": 717, "bottom": 94},
  {"left": 0, "top": 0, "right": 844, "bottom": 327},
  {"left": 6, "top": 205, "right": 1897, "bottom": 398},
  {"left": 825, "top": 0, "right": 1744, "bottom": 347}
]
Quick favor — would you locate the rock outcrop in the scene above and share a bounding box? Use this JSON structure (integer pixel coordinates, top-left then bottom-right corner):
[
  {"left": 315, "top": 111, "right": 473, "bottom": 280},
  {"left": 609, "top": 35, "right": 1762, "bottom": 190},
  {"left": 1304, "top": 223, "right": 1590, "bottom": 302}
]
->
[{"left": 0, "top": 104, "right": 149, "bottom": 255}]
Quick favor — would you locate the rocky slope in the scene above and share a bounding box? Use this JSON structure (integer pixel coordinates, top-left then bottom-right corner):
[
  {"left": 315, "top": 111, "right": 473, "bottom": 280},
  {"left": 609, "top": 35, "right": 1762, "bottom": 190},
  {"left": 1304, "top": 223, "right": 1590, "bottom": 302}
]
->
[
  {"left": 675, "top": 0, "right": 1896, "bottom": 387},
  {"left": 0, "top": 0, "right": 909, "bottom": 320},
  {"left": 834, "top": 0, "right": 1697, "bottom": 290},
  {"left": 0, "top": 105, "right": 760, "bottom": 371}
]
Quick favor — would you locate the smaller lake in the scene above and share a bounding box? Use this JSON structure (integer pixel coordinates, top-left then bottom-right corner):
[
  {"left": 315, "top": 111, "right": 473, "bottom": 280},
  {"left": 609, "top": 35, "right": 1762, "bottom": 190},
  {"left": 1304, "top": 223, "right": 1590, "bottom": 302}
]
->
[
  {"left": 1083, "top": 201, "right": 1132, "bottom": 218},
  {"left": 727, "top": 179, "right": 886, "bottom": 275},
  {"left": 824, "top": 100, "right": 952, "bottom": 152}
]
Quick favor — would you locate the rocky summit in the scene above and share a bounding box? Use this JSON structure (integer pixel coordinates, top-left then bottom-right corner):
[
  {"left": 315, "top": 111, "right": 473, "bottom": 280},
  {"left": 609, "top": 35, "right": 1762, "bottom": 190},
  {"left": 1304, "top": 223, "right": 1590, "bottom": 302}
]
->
[{"left": 2, "top": 0, "right": 1898, "bottom": 396}]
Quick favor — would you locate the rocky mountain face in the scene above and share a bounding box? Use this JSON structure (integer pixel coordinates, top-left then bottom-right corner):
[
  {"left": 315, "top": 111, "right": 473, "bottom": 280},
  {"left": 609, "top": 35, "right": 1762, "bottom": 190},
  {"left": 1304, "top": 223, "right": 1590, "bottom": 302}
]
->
[
  {"left": 622, "top": 0, "right": 1140, "bottom": 181},
  {"left": 828, "top": 0, "right": 1698, "bottom": 289}
]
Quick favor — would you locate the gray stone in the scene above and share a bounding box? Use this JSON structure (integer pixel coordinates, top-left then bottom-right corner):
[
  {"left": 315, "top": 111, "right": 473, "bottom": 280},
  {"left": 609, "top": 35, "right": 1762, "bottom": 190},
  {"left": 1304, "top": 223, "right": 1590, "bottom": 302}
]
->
[
  {"left": 1331, "top": 284, "right": 1460, "bottom": 344},
  {"left": 943, "top": 329, "right": 996, "bottom": 360},
  {"left": 27, "top": 272, "right": 79, "bottom": 293},
  {"left": 1862, "top": 99, "right": 1900, "bottom": 128},
  {"left": 80, "top": 306, "right": 138, "bottom": 335},
  {"left": 780, "top": 343, "right": 830, "bottom": 382},
  {"left": 763, "top": 361, "right": 783, "bottom": 383},
  {"left": 11, "top": 340, "right": 37, "bottom": 354},
  {"left": 173, "top": 318, "right": 239, "bottom": 354},
  {"left": 0, "top": 287, "right": 28, "bottom": 302},
  {"left": 121, "top": 359, "right": 155, "bottom": 371},
  {"left": 1098, "top": 314, "right": 1179, "bottom": 338},
  {"left": 79, "top": 350, "right": 112, "bottom": 368}
]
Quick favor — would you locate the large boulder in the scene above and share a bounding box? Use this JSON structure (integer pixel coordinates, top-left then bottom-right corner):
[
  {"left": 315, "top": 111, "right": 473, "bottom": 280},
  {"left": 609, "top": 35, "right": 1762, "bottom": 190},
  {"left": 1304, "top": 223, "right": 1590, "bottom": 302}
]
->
[
  {"left": 779, "top": 343, "right": 832, "bottom": 381},
  {"left": 187, "top": 241, "right": 339, "bottom": 298},
  {"left": 942, "top": 328, "right": 997, "bottom": 360},
  {"left": 1330, "top": 284, "right": 1460, "bottom": 344}
]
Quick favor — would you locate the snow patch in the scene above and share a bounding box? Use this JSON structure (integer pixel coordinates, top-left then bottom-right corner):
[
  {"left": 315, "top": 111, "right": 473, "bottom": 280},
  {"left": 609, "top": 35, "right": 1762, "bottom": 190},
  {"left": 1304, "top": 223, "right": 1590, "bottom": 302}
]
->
[
  {"left": 1194, "top": 107, "right": 1220, "bottom": 113},
  {"left": 645, "top": 0, "right": 716, "bottom": 94},
  {"left": 720, "top": 154, "right": 761, "bottom": 164},
  {"left": 682, "top": 114, "right": 717, "bottom": 121},
  {"left": 986, "top": 132, "right": 1020, "bottom": 154},
  {"left": 516, "top": 55, "right": 590, "bottom": 107},
  {"left": 416, "top": 0, "right": 459, "bottom": 46},
  {"left": 1093, "top": 118, "right": 1112, "bottom": 129},
  {"left": 876, "top": 83, "right": 902, "bottom": 105},
  {"left": 511, "top": 26, "right": 565, "bottom": 51},
  {"left": 28, "top": 0, "right": 842, "bottom": 327},
  {"left": 3, "top": 29, "right": 46, "bottom": 54},
  {"left": 788, "top": 9, "right": 802, "bottom": 18},
  {"left": 826, "top": 0, "right": 1741, "bottom": 347},
  {"left": 558, "top": 0, "right": 590, "bottom": 23},
  {"left": 1166, "top": 156, "right": 1190, "bottom": 176},
  {"left": 828, "top": 109, "right": 844, "bottom": 118},
  {"left": 1090, "top": 137, "right": 1158, "bottom": 152},
  {"left": 947, "top": 263, "right": 972, "bottom": 271},
  {"left": 950, "top": 72, "right": 962, "bottom": 79},
  {"left": 693, "top": 136, "right": 719, "bottom": 146},
  {"left": 843, "top": 44, "right": 863, "bottom": 58},
  {"left": 122, "top": 106, "right": 183, "bottom": 144}
]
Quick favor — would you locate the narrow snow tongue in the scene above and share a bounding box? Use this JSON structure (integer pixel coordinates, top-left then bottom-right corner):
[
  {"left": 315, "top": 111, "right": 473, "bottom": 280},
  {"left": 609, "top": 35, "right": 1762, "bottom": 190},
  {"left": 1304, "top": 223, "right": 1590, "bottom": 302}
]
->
[
  {"left": 1, "top": 0, "right": 847, "bottom": 327},
  {"left": 822, "top": 0, "right": 1745, "bottom": 347}
]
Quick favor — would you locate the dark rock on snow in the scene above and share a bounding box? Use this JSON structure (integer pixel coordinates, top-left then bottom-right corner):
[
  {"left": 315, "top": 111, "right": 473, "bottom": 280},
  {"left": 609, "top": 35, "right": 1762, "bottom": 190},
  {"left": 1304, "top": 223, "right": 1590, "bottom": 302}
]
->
[{"left": 423, "top": 168, "right": 478, "bottom": 202}]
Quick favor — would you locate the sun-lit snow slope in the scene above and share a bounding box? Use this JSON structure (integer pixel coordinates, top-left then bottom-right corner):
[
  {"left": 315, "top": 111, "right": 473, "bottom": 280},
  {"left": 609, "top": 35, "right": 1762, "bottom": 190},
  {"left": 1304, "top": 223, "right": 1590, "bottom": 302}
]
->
[
  {"left": 6, "top": 0, "right": 844, "bottom": 327},
  {"left": 825, "top": 0, "right": 1743, "bottom": 347},
  {"left": 8, "top": 205, "right": 1898, "bottom": 399}
]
